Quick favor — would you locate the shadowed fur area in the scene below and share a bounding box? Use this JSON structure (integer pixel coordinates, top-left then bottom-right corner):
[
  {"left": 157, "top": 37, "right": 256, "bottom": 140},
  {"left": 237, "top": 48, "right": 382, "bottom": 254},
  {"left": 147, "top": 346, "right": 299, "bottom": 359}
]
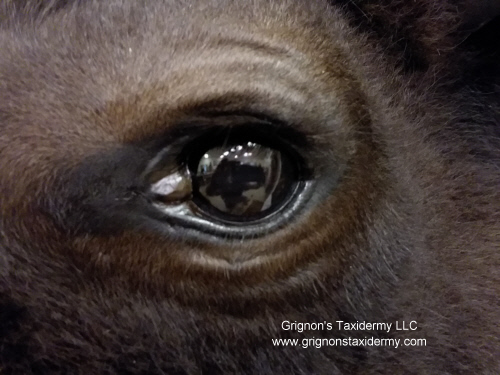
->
[{"left": 0, "top": 0, "right": 499, "bottom": 374}]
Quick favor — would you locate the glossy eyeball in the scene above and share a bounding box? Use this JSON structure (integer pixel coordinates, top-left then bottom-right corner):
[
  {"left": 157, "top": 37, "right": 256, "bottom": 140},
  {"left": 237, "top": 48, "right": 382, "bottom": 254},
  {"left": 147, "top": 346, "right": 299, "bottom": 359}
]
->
[
  {"left": 149, "top": 167, "right": 192, "bottom": 203},
  {"left": 193, "top": 142, "right": 295, "bottom": 220}
]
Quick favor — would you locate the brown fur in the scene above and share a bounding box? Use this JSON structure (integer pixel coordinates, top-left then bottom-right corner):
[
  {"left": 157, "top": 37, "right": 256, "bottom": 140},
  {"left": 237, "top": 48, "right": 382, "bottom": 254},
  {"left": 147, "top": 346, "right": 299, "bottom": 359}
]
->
[{"left": 0, "top": 1, "right": 499, "bottom": 374}]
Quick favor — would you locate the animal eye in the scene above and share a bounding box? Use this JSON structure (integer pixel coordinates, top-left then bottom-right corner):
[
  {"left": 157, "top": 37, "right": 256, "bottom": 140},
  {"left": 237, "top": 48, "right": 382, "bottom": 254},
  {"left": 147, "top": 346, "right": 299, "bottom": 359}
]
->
[
  {"left": 145, "top": 126, "right": 310, "bottom": 236},
  {"left": 192, "top": 142, "right": 295, "bottom": 222}
]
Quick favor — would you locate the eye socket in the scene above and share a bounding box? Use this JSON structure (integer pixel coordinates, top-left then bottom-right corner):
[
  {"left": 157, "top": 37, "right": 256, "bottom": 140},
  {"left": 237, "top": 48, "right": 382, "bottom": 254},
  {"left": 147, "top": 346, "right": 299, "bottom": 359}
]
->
[{"left": 145, "top": 125, "right": 307, "bottom": 229}]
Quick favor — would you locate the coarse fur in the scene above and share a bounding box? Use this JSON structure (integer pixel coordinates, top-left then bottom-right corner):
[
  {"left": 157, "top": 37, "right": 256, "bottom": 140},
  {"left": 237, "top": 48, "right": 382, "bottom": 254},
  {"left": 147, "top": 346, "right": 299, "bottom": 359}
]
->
[{"left": 0, "top": 0, "right": 499, "bottom": 374}]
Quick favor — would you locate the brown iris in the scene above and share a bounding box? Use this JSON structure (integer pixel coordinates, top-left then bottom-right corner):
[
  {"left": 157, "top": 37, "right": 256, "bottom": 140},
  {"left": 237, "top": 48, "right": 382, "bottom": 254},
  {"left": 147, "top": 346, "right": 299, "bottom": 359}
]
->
[
  {"left": 194, "top": 142, "right": 293, "bottom": 218},
  {"left": 148, "top": 141, "right": 296, "bottom": 222}
]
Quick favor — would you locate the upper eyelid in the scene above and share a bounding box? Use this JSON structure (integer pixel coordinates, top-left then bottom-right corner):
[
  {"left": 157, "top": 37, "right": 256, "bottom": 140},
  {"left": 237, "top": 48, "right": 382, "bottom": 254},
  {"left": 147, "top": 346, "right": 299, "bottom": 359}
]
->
[
  {"left": 142, "top": 118, "right": 310, "bottom": 175},
  {"left": 132, "top": 109, "right": 308, "bottom": 157}
]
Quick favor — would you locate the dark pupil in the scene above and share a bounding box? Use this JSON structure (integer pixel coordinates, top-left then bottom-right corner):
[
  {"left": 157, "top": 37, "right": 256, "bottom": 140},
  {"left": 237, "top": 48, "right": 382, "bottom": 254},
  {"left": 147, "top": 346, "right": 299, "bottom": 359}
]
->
[{"left": 195, "top": 143, "right": 286, "bottom": 216}]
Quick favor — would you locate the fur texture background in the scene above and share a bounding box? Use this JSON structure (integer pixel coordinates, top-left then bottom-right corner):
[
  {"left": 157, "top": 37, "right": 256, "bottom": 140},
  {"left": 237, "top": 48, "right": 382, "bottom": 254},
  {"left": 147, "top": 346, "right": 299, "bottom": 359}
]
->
[{"left": 0, "top": 1, "right": 499, "bottom": 374}]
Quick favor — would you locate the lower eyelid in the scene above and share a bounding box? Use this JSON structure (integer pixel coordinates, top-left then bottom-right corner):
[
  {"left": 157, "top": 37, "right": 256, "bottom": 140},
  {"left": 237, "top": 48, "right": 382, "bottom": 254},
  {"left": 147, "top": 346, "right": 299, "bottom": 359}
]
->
[{"left": 150, "top": 178, "right": 314, "bottom": 241}]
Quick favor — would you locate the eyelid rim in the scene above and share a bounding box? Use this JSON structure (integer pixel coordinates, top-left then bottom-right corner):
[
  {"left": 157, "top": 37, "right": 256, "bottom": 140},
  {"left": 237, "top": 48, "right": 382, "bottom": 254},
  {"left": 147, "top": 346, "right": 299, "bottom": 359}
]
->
[
  {"left": 151, "top": 179, "right": 315, "bottom": 240},
  {"left": 141, "top": 116, "right": 316, "bottom": 239}
]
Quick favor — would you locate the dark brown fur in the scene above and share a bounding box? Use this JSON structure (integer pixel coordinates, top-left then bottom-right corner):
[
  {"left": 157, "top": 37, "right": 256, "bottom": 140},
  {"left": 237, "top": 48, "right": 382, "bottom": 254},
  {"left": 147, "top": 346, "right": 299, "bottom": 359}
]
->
[{"left": 0, "top": 1, "right": 499, "bottom": 374}]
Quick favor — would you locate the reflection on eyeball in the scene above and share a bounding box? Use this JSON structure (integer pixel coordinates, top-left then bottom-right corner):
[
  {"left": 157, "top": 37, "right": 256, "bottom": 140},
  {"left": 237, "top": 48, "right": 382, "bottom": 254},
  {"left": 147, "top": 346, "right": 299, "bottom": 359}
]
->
[{"left": 195, "top": 143, "right": 287, "bottom": 216}]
